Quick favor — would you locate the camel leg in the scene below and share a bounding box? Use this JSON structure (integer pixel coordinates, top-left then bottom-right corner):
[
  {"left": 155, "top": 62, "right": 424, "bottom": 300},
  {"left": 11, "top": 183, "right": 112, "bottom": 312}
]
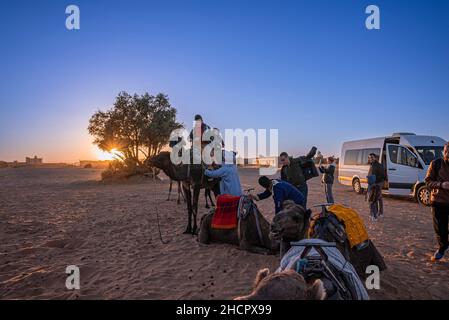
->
[
  {"left": 205, "top": 189, "right": 210, "bottom": 209},
  {"left": 183, "top": 183, "right": 193, "bottom": 234},
  {"left": 167, "top": 179, "right": 173, "bottom": 201},
  {"left": 192, "top": 185, "right": 201, "bottom": 235},
  {"left": 209, "top": 190, "right": 215, "bottom": 207},
  {"left": 198, "top": 212, "right": 213, "bottom": 244},
  {"left": 179, "top": 181, "right": 186, "bottom": 202},
  {"left": 177, "top": 181, "right": 181, "bottom": 204}
]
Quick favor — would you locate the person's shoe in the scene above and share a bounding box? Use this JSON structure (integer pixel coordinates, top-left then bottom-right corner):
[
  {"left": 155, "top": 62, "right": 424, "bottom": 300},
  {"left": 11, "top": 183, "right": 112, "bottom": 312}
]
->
[
  {"left": 378, "top": 213, "right": 384, "bottom": 218},
  {"left": 431, "top": 248, "right": 447, "bottom": 262}
]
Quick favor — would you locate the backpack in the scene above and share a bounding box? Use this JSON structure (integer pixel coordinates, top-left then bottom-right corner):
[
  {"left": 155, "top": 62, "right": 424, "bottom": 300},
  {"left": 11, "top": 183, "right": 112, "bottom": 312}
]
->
[{"left": 302, "top": 159, "right": 319, "bottom": 181}]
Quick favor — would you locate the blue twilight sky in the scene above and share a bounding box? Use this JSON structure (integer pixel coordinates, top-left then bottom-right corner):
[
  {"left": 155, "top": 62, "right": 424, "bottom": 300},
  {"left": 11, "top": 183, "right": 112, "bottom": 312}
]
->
[{"left": 0, "top": 0, "right": 448, "bottom": 162}]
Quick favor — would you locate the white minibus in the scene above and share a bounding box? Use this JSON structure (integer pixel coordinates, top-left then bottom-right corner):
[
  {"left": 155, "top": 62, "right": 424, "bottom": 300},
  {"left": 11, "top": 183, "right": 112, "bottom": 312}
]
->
[{"left": 339, "top": 132, "right": 447, "bottom": 205}]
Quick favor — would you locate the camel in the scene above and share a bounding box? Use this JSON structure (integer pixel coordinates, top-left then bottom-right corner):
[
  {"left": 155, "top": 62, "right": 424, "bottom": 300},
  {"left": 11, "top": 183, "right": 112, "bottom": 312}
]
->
[
  {"left": 234, "top": 268, "right": 326, "bottom": 300},
  {"left": 167, "top": 179, "right": 184, "bottom": 204},
  {"left": 269, "top": 202, "right": 386, "bottom": 278},
  {"left": 198, "top": 199, "right": 276, "bottom": 254},
  {"left": 149, "top": 151, "right": 220, "bottom": 235},
  {"left": 167, "top": 178, "right": 215, "bottom": 208},
  {"left": 268, "top": 201, "right": 311, "bottom": 256}
]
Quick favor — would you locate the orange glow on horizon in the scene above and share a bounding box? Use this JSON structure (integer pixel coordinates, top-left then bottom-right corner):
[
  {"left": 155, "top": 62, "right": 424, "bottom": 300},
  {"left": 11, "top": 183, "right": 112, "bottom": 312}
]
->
[{"left": 95, "top": 148, "right": 119, "bottom": 161}]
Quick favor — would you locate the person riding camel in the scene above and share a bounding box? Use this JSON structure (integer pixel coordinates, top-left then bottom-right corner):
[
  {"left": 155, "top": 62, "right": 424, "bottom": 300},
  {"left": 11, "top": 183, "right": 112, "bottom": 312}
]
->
[
  {"left": 189, "top": 114, "right": 211, "bottom": 149},
  {"left": 250, "top": 176, "right": 305, "bottom": 214},
  {"left": 188, "top": 115, "right": 224, "bottom": 166}
]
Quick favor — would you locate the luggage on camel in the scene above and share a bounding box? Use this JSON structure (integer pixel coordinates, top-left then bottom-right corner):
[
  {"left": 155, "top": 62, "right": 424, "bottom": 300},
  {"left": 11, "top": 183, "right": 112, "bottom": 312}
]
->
[
  {"left": 326, "top": 204, "right": 369, "bottom": 248},
  {"left": 308, "top": 204, "right": 386, "bottom": 277},
  {"left": 277, "top": 239, "right": 369, "bottom": 300}
]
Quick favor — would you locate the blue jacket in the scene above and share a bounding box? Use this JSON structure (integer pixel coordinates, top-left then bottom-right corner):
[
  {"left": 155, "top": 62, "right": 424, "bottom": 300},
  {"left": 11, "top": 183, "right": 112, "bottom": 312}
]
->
[
  {"left": 257, "top": 179, "right": 305, "bottom": 213},
  {"left": 204, "top": 164, "right": 242, "bottom": 196}
]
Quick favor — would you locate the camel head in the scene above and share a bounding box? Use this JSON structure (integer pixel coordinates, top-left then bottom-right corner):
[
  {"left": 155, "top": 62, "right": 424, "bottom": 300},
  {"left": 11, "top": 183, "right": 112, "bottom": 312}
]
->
[
  {"left": 234, "top": 268, "right": 326, "bottom": 300},
  {"left": 147, "top": 151, "right": 172, "bottom": 171},
  {"left": 270, "top": 200, "right": 309, "bottom": 242}
]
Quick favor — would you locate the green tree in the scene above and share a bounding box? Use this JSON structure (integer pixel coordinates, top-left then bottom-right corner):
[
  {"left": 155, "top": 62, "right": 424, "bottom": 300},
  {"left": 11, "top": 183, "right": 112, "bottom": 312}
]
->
[{"left": 88, "top": 91, "right": 182, "bottom": 175}]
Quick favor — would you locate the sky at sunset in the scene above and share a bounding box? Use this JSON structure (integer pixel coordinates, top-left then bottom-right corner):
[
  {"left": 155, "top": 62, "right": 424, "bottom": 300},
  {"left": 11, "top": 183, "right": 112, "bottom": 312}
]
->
[{"left": 0, "top": 0, "right": 448, "bottom": 163}]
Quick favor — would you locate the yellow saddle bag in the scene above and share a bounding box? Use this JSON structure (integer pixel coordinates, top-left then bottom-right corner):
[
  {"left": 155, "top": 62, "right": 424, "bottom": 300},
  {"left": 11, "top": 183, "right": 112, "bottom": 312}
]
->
[{"left": 327, "top": 204, "right": 369, "bottom": 248}]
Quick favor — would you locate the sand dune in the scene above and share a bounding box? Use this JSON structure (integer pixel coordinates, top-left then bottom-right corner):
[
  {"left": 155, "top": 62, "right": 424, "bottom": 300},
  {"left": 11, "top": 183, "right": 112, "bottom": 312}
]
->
[{"left": 0, "top": 167, "right": 448, "bottom": 299}]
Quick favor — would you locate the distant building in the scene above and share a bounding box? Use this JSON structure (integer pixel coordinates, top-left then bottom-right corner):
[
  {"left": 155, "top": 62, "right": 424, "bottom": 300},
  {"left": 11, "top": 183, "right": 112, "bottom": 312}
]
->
[
  {"left": 254, "top": 156, "right": 278, "bottom": 167},
  {"left": 240, "top": 156, "right": 279, "bottom": 168},
  {"left": 26, "top": 156, "right": 43, "bottom": 165}
]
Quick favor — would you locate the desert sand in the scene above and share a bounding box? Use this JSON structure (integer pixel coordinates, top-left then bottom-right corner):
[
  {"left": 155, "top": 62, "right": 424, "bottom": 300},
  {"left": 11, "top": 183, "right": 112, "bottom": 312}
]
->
[{"left": 0, "top": 167, "right": 448, "bottom": 300}]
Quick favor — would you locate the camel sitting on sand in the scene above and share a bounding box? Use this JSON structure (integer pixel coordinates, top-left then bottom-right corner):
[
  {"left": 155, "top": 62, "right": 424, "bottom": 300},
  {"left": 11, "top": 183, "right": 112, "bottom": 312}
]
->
[
  {"left": 234, "top": 268, "right": 326, "bottom": 300},
  {"left": 198, "top": 198, "right": 309, "bottom": 255},
  {"left": 269, "top": 201, "right": 386, "bottom": 278},
  {"left": 199, "top": 197, "right": 277, "bottom": 254}
]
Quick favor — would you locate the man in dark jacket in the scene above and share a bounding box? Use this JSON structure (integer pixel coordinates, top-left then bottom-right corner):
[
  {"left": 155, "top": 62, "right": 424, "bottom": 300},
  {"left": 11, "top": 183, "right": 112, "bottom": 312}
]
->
[
  {"left": 279, "top": 147, "right": 317, "bottom": 208},
  {"left": 367, "top": 153, "right": 385, "bottom": 221},
  {"left": 319, "top": 156, "right": 336, "bottom": 204},
  {"left": 425, "top": 142, "right": 449, "bottom": 261},
  {"left": 251, "top": 176, "right": 305, "bottom": 214}
]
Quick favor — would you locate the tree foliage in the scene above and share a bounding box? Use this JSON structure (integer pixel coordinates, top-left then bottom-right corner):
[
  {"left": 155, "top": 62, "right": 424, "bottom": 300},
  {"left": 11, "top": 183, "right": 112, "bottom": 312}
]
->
[{"left": 88, "top": 91, "right": 182, "bottom": 176}]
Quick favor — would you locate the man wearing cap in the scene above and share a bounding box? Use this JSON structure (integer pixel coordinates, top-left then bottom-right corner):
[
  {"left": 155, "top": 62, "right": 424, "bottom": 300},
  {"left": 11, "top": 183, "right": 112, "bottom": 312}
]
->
[{"left": 250, "top": 176, "right": 305, "bottom": 214}]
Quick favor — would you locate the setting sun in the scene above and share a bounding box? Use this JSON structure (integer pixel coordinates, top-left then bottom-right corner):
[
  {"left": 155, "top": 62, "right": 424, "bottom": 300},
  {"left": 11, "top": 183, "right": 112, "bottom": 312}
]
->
[{"left": 96, "top": 148, "right": 119, "bottom": 161}]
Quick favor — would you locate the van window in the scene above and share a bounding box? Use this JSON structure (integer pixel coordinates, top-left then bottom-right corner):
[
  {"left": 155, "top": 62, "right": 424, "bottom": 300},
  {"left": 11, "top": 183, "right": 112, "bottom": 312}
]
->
[
  {"left": 344, "top": 148, "right": 381, "bottom": 165},
  {"left": 388, "top": 145, "right": 399, "bottom": 164},
  {"left": 344, "top": 150, "right": 360, "bottom": 165},
  {"left": 362, "top": 148, "right": 381, "bottom": 165},
  {"left": 399, "top": 147, "right": 418, "bottom": 167},
  {"left": 415, "top": 146, "right": 444, "bottom": 165}
]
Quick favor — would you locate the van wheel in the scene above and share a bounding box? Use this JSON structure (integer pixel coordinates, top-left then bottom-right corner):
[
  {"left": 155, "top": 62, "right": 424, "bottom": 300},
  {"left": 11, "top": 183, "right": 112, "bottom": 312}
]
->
[
  {"left": 352, "top": 178, "right": 363, "bottom": 194},
  {"left": 417, "top": 185, "right": 431, "bottom": 206}
]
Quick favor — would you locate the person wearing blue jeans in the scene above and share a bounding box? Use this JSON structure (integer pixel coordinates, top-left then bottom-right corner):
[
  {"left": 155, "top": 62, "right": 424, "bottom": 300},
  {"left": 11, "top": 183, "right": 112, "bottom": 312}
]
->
[
  {"left": 319, "top": 156, "right": 336, "bottom": 204},
  {"left": 367, "top": 153, "right": 385, "bottom": 221}
]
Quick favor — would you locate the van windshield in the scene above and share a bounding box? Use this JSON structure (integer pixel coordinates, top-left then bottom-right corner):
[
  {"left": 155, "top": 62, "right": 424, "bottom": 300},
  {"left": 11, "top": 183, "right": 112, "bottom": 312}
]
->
[{"left": 415, "top": 146, "right": 444, "bottom": 165}]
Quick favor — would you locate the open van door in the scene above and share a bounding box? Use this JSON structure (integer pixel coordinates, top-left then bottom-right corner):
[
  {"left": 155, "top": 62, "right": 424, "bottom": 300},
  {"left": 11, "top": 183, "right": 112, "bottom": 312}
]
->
[{"left": 385, "top": 144, "right": 420, "bottom": 196}]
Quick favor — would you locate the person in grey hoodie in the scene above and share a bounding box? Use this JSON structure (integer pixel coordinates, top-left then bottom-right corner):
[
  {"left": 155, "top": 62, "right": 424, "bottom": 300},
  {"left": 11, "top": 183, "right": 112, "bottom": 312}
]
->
[{"left": 319, "top": 156, "right": 336, "bottom": 204}]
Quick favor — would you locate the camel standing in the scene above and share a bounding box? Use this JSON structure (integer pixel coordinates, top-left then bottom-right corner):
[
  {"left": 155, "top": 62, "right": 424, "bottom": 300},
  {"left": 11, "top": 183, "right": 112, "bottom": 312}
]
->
[
  {"left": 167, "top": 179, "right": 184, "bottom": 204},
  {"left": 149, "top": 151, "right": 220, "bottom": 235},
  {"left": 167, "top": 179, "right": 215, "bottom": 208}
]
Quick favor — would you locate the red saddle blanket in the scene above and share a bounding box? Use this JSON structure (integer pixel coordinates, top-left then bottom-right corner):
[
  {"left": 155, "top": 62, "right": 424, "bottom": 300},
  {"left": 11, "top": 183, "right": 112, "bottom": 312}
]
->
[{"left": 211, "top": 194, "right": 241, "bottom": 230}]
